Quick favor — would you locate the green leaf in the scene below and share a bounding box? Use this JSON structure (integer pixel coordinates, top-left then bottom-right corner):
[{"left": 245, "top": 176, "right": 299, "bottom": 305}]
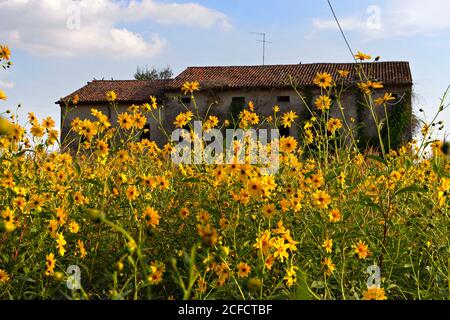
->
[
  {"left": 180, "top": 177, "right": 201, "bottom": 183},
  {"left": 83, "top": 179, "right": 103, "bottom": 189},
  {"left": 295, "top": 271, "right": 312, "bottom": 300},
  {"left": 74, "top": 161, "right": 81, "bottom": 175},
  {"left": 311, "top": 280, "right": 324, "bottom": 289},
  {"left": 394, "top": 185, "right": 427, "bottom": 197},
  {"left": 366, "top": 155, "right": 388, "bottom": 166}
]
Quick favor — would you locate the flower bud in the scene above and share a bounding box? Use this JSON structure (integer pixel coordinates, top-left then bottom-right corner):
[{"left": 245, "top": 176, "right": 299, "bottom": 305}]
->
[
  {"left": 245, "top": 277, "right": 262, "bottom": 293},
  {"left": 85, "top": 208, "right": 105, "bottom": 223},
  {"left": 0, "top": 117, "right": 13, "bottom": 136}
]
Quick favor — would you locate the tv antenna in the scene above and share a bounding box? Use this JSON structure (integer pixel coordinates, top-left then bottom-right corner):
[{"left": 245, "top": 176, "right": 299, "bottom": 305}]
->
[{"left": 250, "top": 32, "right": 272, "bottom": 65}]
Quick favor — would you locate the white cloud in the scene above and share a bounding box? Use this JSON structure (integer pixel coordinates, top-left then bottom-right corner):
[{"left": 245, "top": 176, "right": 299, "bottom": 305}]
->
[
  {"left": 388, "top": 0, "right": 450, "bottom": 36},
  {"left": 126, "top": 0, "right": 232, "bottom": 30},
  {"left": 313, "top": 17, "right": 366, "bottom": 32},
  {"left": 0, "top": 0, "right": 232, "bottom": 58},
  {"left": 0, "top": 80, "right": 15, "bottom": 89},
  {"left": 312, "top": 0, "right": 450, "bottom": 38}
]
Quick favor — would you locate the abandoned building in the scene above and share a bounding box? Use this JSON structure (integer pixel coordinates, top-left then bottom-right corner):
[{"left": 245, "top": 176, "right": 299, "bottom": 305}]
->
[{"left": 57, "top": 61, "right": 413, "bottom": 148}]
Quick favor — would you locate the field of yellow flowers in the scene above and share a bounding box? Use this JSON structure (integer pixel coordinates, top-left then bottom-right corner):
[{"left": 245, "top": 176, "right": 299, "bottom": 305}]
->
[{"left": 0, "top": 45, "right": 449, "bottom": 300}]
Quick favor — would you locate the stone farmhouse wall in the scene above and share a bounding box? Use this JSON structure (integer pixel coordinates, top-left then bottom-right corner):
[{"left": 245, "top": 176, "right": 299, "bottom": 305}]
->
[{"left": 60, "top": 84, "right": 412, "bottom": 149}]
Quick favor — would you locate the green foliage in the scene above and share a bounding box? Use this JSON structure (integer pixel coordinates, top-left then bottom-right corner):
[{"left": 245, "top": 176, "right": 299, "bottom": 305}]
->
[
  {"left": 356, "top": 89, "right": 413, "bottom": 151},
  {"left": 228, "top": 98, "right": 245, "bottom": 123},
  {"left": 134, "top": 65, "right": 173, "bottom": 80},
  {"left": 381, "top": 90, "right": 412, "bottom": 150},
  {"left": 299, "top": 87, "right": 313, "bottom": 123}
]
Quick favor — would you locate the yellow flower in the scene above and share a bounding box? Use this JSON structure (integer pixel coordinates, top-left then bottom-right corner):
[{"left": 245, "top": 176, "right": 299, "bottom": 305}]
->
[
  {"left": 29, "top": 194, "right": 45, "bottom": 211},
  {"left": 363, "top": 287, "right": 387, "bottom": 300},
  {"left": 265, "top": 255, "right": 275, "bottom": 270},
  {"left": 355, "top": 51, "right": 372, "bottom": 61},
  {"left": 73, "top": 191, "right": 88, "bottom": 205},
  {"left": 77, "top": 240, "right": 87, "bottom": 259},
  {"left": 321, "top": 238, "right": 333, "bottom": 253},
  {"left": 315, "top": 95, "right": 331, "bottom": 111},
  {"left": 55, "top": 207, "right": 67, "bottom": 225},
  {"left": 283, "top": 265, "right": 298, "bottom": 287},
  {"left": 0, "top": 45, "right": 11, "bottom": 61},
  {"left": 421, "top": 123, "right": 430, "bottom": 136},
  {"left": 273, "top": 105, "right": 280, "bottom": 113},
  {"left": 150, "top": 95, "right": 158, "bottom": 109},
  {"left": 181, "top": 81, "right": 200, "bottom": 95},
  {"left": 313, "top": 72, "right": 333, "bottom": 89},
  {"left": 197, "top": 224, "right": 218, "bottom": 247},
  {"left": 179, "top": 207, "right": 189, "bottom": 219},
  {"left": 358, "top": 81, "right": 384, "bottom": 94},
  {"left": 56, "top": 232, "right": 66, "bottom": 257},
  {"left": 327, "top": 118, "right": 343, "bottom": 133},
  {"left": 126, "top": 185, "right": 139, "bottom": 201},
  {"left": 280, "top": 111, "right": 298, "bottom": 128},
  {"left": 0, "top": 269, "right": 10, "bottom": 283},
  {"left": 253, "top": 230, "right": 272, "bottom": 255},
  {"left": 1, "top": 206, "right": 17, "bottom": 232},
  {"left": 280, "top": 136, "right": 298, "bottom": 154},
  {"left": 133, "top": 113, "right": 147, "bottom": 129},
  {"left": 143, "top": 206, "right": 160, "bottom": 228},
  {"left": 68, "top": 221, "right": 80, "bottom": 234},
  {"left": 72, "top": 94, "right": 79, "bottom": 105},
  {"left": 322, "top": 257, "right": 336, "bottom": 276},
  {"left": 156, "top": 176, "right": 170, "bottom": 190},
  {"left": 196, "top": 278, "right": 207, "bottom": 293},
  {"left": 262, "top": 203, "right": 277, "bottom": 218},
  {"left": 237, "top": 262, "right": 251, "bottom": 278},
  {"left": 352, "top": 240, "right": 370, "bottom": 260},
  {"left": 306, "top": 172, "right": 324, "bottom": 189},
  {"left": 106, "top": 90, "right": 117, "bottom": 102},
  {"left": 97, "top": 140, "right": 110, "bottom": 155},
  {"left": 437, "top": 177, "right": 450, "bottom": 207},
  {"left": 374, "top": 93, "right": 396, "bottom": 105},
  {"left": 0, "top": 89, "right": 7, "bottom": 101},
  {"left": 312, "top": 190, "right": 332, "bottom": 209},
  {"left": 204, "top": 115, "right": 219, "bottom": 129},
  {"left": 328, "top": 208, "right": 342, "bottom": 222},
  {"left": 337, "top": 70, "right": 350, "bottom": 78},
  {"left": 118, "top": 112, "right": 133, "bottom": 130},
  {"left": 45, "top": 253, "right": 56, "bottom": 276},
  {"left": 148, "top": 264, "right": 164, "bottom": 285},
  {"left": 273, "top": 237, "right": 289, "bottom": 262},
  {"left": 247, "top": 178, "right": 263, "bottom": 197},
  {"left": 173, "top": 111, "right": 193, "bottom": 128}
]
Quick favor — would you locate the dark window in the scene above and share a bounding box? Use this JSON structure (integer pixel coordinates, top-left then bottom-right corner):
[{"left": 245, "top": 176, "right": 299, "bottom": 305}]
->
[
  {"left": 229, "top": 97, "right": 246, "bottom": 120},
  {"left": 278, "top": 125, "right": 290, "bottom": 138},
  {"left": 180, "top": 97, "right": 191, "bottom": 104},
  {"left": 232, "top": 97, "right": 245, "bottom": 105},
  {"left": 139, "top": 124, "right": 151, "bottom": 141},
  {"left": 277, "top": 96, "right": 290, "bottom": 103}
]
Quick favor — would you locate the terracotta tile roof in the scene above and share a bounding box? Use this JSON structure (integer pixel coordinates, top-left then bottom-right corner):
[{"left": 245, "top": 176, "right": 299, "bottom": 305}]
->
[
  {"left": 168, "top": 62, "right": 412, "bottom": 90},
  {"left": 57, "top": 79, "right": 170, "bottom": 105},
  {"left": 57, "top": 62, "right": 412, "bottom": 104}
]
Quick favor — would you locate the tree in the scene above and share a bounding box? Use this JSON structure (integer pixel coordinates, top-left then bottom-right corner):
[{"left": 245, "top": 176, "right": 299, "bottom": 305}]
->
[{"left": 134, "top": 65, "right": 173, "bottom": 80}]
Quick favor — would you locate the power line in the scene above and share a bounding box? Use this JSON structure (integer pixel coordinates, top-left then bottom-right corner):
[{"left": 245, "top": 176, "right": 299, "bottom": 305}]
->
[{"left": 326, "top": 0, "right": 357, "bottom": 62}]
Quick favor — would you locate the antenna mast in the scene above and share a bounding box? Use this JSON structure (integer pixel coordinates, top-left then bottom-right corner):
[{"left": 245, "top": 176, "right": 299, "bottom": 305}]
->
[{"left": 250, "top": 32, "right": 272, "bottom": 65}]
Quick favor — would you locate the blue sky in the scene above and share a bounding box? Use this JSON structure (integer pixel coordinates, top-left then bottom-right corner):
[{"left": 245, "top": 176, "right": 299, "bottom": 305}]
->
[{"left": 0, "top": 0, "right": 449, "bottom": 139}]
